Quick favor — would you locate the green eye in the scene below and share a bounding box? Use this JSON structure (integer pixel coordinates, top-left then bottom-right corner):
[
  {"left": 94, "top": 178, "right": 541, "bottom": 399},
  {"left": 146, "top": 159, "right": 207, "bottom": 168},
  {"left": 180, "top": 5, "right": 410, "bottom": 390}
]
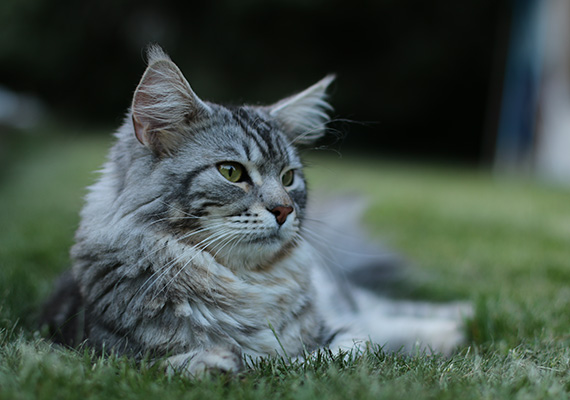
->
[
  {"left": 281, "top": 169, "right": 295, "bottom": 187},
  {"left": 218, "top": 162, "right": 244, "bottom": 183}
]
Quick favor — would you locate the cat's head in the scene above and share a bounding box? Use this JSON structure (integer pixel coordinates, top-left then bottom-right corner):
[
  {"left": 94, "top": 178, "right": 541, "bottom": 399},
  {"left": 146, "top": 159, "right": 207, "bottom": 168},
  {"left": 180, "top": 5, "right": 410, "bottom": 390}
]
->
[{"left": 125, "top": 46, "right": 334, "bottom": 270}]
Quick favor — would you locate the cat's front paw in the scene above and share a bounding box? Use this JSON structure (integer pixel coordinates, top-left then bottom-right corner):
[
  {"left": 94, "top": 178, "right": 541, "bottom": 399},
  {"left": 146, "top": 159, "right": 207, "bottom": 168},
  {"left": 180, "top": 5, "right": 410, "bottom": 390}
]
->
[{"left": 165, "top": 346, "right": 243, "bottom": 378}]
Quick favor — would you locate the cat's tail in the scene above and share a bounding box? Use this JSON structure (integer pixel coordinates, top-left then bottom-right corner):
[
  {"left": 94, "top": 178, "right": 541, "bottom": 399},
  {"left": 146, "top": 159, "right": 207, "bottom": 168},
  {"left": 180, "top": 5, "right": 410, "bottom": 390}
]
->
[
  {"left": 303, "top": 194, "right": 406, "bottom": 297},
  {"left": 38, "top": 269, "right": 87, "bottom": 348},
  {"left": 304, "top": 195, "right": 473, "bottom": 355}
]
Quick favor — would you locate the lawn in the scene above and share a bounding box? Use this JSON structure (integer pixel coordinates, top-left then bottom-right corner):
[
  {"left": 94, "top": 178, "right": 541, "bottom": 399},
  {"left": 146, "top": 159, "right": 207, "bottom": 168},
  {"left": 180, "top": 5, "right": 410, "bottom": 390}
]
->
[{"left": 1, "top": 127, "right": 569, "bottom": 399}]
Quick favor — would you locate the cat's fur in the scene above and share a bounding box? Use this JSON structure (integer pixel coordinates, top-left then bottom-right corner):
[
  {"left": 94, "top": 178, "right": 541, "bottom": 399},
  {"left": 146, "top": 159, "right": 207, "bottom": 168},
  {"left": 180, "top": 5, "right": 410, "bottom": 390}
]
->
[{"left": 41, "top": 46, "right": 470, "bottom": 376}]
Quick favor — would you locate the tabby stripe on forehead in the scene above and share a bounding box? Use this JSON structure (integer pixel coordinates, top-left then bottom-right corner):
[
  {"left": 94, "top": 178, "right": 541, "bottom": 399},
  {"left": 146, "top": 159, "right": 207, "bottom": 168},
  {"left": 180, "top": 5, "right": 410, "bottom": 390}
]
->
[
  {"left": 252, "top": 112, "right": 291, "bottom": 164},
  {"left": 220, "top": 146, "right": 246, "bottom": 160},
  {"left": 241, "top": 141, "right": 253, "bottom": 160},
  {"left": 231, "top": 109, "right": 273, "bottom": 159},
  {"left": 242, "top": 125, "right": 271, "bottom": 160},
  {"left": 254, "top": 116, "right": 286, "bottom": 161},
  {"left": 252, "top": 117, "right": 287, "bottom": 161},
  {"left": 271, "top": 134, "right": 289, "bottom": 163}
]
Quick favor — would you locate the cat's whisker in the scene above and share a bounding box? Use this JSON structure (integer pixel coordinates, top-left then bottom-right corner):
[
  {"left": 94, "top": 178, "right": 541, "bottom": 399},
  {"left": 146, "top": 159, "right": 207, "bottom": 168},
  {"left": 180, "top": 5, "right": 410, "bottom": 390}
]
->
[
  {"left": 150, "top": 229, "right": 237, "bottom": 301},
  {"left": 209, "top": 233, "right": 241, "bottom": 260},
  {"left": 168, "top": 227, "right": 235, "bottom": 285},
  {"left": 300, "top": 226, "right": 350, "bottom": 260},
  {"left": 115, "top": 222, "right": 227, "bottom": 289},
  {"left": 301, "top": 219, "right": 358, "bottom": 251},
  {"left": 148, "top": 215, "right": 205, "bottom": 227},
  {"left": 175, "top": 223, "right": 229, "bottom": 243},
  {"left": 192, "top": 229, "right": 234, "bottom": 255},
  {"left": 119, "top": 223, "right": 228, "bottom": 296},
  {"left": 223, "top": 234, "right": 247, "bottom": 260},
  {"left": 123, "top": 225, "right": 232, "bottom": 311},
  {"left": 147, "top": 206, "right": 228, "bottom": 227},
  {"left": 124, "top": 248, "right": 192, "bottom": 313},
  {"left": 129, "top": 225, "right": 233, "bottom": 309},
  {"left": 302, "top": 223, "right": 392, "bottom": 260},
  {"left": 134, "top": 231, "right": 227, "bottom": 308},
  {"left": 157, "top": 200, "right": 217, "bottom": 220},
  {"left": 290, "top": 126, "right": 326, "bottom": 145},
  {"left": 299, "top": 226, "right": 350, "bottom": 276},
  {"left": 196, "top": 230, "right": 240, "bottom": 269}
]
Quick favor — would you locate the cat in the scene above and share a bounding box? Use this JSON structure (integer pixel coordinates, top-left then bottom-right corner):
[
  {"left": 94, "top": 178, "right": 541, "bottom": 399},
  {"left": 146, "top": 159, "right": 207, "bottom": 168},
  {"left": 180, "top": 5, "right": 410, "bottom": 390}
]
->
[{"left": 40, "top": 45, "right": 470, "bottom": 377}]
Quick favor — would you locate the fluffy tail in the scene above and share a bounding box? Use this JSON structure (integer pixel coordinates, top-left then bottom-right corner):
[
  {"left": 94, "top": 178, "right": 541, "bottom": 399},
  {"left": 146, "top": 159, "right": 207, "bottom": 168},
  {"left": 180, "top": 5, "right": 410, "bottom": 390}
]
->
[
  {"left": 39, "top": 270, "right": 87, "bottom": 347},
  {"left": 303, "top": 195, "right": 406, "bottom": 303}
]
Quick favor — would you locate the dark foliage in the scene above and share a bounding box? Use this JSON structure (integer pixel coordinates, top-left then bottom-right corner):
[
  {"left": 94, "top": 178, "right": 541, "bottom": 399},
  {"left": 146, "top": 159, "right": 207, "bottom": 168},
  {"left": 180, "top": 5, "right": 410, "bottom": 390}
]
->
[{"left": 0, "top": 0, "right": 509, "bottom": 162}]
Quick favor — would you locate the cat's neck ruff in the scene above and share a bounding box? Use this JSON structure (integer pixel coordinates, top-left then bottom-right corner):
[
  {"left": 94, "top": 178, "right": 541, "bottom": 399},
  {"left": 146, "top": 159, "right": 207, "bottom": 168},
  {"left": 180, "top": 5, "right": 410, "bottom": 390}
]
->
[{"left": 143, "top": 233, "right": 320, "bottom": 357}]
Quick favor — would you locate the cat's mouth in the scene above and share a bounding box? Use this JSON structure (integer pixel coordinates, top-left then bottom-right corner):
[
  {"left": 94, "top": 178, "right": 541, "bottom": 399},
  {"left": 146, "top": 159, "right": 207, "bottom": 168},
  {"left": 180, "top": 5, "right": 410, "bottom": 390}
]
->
[
  {"left": 211, "top": 230, "right": 300, "bottom": 271},
  {"left": 243, "top": 220, "right": 300, "bottom": 245},
  {"left": 194, "top": 211, "right": 300, "bottom": 265},
  {"left": 243, "top": 231, "right": 281, "bottom": 244}
]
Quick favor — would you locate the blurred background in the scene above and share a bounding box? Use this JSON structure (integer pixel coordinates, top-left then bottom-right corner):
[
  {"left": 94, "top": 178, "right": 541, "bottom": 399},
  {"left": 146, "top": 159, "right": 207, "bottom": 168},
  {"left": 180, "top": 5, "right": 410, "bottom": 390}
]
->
[{"left": 1, "top": 0, "right": 569, "bottom": 182}]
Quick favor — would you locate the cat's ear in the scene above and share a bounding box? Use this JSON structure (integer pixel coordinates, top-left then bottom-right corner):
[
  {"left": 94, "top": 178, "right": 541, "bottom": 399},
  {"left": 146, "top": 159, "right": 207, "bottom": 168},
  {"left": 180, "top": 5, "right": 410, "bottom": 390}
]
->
[
  {"left": 131, "top": 45, "right": 210, "bottom": 156},
  {"left": 268, "top": 75, "right": 335, "bottom": 146}
]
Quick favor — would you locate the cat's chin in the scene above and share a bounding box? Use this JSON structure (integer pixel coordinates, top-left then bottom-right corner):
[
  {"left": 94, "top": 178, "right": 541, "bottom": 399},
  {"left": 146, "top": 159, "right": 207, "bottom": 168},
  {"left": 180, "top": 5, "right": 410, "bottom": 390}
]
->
[
  {"left": 242, "top": 231, "right": 281, "bottom": 245},
  {"left": 213, "top": 238, "right": 298, "bottom": 271}
]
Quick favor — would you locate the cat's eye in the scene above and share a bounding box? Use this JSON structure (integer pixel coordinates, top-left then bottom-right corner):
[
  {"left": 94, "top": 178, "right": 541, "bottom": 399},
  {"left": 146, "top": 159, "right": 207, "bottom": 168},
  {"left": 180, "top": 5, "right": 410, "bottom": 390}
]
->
[
  {"left": 218, "top": 162, "right": 245, "bottom": 183},
  {"left": 281, "top": 169, "right": 295, "bottom": 187}
]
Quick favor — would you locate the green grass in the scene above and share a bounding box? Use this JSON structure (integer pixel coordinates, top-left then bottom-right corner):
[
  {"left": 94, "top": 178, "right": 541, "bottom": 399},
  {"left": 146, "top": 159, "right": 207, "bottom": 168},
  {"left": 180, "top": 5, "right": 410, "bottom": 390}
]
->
[{"left": 1, "top": 127, "right": 570, "bottom": 399}]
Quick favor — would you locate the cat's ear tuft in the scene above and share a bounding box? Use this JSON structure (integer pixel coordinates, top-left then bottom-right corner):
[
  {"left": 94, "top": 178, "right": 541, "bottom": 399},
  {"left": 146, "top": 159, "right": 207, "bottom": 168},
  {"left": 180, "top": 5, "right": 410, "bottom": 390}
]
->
[
  {"left": 131, "top": 45, "right": 210, "bottom": 157},
  {"left": 145, "top": 44, "right": 171, "bottom": 65},
  {"left": 268, "top": 75, "right": 335, "bottom": 146}
]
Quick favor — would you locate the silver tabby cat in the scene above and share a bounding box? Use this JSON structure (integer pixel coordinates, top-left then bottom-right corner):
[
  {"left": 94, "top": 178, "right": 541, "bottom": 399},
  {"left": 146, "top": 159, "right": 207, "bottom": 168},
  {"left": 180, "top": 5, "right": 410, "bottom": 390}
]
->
[{"left": 41, "top": 46, "right": 470, "bottom": 376}]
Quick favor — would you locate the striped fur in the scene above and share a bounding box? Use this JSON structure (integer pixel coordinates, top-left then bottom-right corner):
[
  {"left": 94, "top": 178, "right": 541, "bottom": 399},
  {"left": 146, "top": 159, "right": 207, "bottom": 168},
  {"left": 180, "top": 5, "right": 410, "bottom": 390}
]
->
[{"left": 41, "top": 46, "right": 470, "bottom": 377}]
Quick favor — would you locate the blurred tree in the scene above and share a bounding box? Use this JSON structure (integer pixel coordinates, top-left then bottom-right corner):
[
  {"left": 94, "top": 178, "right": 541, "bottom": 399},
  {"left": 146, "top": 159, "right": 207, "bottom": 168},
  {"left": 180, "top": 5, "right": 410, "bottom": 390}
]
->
[{"left": 0, "top": 0, "right": 508, "bottom": 163}]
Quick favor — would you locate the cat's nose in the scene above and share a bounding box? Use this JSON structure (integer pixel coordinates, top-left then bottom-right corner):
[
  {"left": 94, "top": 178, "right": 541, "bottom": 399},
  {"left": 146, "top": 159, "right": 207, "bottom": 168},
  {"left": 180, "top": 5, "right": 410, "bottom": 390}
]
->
[{"left": 269, "top": 205, "right": 294, "bottom": 225}]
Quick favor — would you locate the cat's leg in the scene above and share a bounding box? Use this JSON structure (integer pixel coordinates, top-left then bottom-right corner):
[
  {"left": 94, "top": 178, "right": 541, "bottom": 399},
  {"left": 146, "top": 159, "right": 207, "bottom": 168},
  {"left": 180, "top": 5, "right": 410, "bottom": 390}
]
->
[
  {"left": 326, "top": 327, "right": 368, "bottom": 356},
  {"left": 323, "top": 317, "right": 466, "bottom": 357},
  {"left": 353, "top": 294, "right": 473, "bottom": 355},
  {"left": 320, "top": 291, "right": 472, "bottom": 357},
  {"left": 163, "top": 346, "right": 243, "bottom": 377},
  {"left": 290, "top": 325, "right": 369, "bottom": 364}
]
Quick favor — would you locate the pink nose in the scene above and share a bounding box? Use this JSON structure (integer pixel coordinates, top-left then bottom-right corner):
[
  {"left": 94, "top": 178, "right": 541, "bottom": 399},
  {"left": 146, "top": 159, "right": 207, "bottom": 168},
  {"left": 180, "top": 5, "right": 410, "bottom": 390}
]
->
[{"left": 269, "top": 205, "right": 294, "bottom": 225}]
